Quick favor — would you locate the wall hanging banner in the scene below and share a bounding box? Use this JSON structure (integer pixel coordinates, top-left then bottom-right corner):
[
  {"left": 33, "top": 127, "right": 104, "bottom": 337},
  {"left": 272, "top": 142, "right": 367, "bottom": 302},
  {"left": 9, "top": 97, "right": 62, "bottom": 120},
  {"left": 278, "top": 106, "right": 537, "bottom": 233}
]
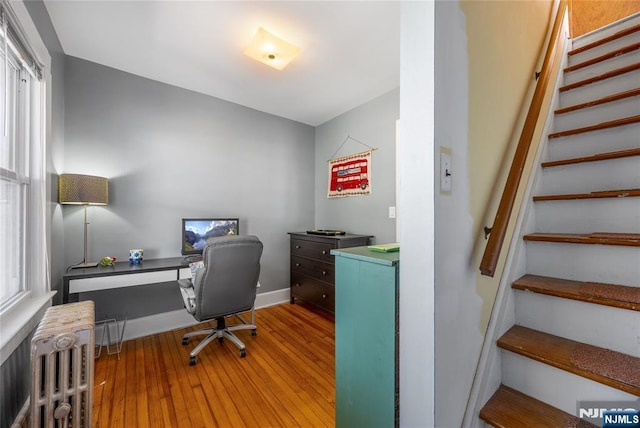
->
[{"left": 327, "top": 150, "right": 372, "bottom": 198}]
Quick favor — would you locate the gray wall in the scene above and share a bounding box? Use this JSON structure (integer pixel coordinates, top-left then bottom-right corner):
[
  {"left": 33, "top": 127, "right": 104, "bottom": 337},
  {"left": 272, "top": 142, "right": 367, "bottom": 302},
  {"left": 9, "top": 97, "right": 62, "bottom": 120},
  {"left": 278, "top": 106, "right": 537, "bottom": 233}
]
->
[
  {"left": 314, "top": 89, "right": 399, "bottom": 244},
  {"left": 0, "top": 336, "right": 31, "bottom": 428},
  {"left": 63, "top": 56, "right": 315, "bottom": 320}
]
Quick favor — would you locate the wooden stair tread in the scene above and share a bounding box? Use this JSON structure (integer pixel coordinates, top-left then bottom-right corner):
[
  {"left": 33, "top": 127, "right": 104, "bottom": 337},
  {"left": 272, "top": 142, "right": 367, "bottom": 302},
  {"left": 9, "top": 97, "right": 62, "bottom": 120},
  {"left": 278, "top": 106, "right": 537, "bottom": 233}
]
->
[
  {"left": 541, "top": 148, "right": 640, "bottom": 168},
  {"left": 480, "top": 384, "right": 597, "bottom": 428},
  {"left": 523, "top": 232, "right": 640, "bottom": 246},
  {"left": 513, "top": 274, "right": 640, "bottom": 311},
  {"left": 555, "top": 88, "right": 640, "bottom": 115},
  {"left": 549, "top": 115, "right": 640, "bottom": 139},
  {"left": 498, "top": 326, "right": 640, "bottom": 396},
  {"left": 569, "top": 24, "right": 640, "bottom": 56},
  {"left": 564, "top": 42, "right": 640, "bottom": 73},
  {"left": 560, "top": 63, "right": 640, "bottom": 93},
  {"left": 533, "top": 188, "right": 640, "bottom": 201}
]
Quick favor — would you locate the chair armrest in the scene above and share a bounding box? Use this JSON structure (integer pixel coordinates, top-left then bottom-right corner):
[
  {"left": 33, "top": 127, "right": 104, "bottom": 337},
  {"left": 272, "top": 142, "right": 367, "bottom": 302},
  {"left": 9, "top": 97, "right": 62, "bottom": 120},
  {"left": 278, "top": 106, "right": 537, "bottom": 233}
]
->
[
  {"left": 178, "top": 278, "right": 193, "bottom": 289},
  {"left": 178, "top": 279, "right": 196, "bottom": 314}
]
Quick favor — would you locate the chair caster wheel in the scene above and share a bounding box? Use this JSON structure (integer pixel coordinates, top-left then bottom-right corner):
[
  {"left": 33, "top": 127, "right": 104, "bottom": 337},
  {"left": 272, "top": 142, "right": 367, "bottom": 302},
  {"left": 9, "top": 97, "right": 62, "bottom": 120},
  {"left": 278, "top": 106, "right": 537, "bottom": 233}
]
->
[
  {"left": 240, "top": 349, "right": 246, "bottom": 358},
  {"left": 182, "top": 337, "right": 189, "bottom": 345},
  {"left": 189, "top": 356, "right": 197, "bottom": 366},
  {"left": 251, "top": 329, "right": 257, "bottom": 336}
]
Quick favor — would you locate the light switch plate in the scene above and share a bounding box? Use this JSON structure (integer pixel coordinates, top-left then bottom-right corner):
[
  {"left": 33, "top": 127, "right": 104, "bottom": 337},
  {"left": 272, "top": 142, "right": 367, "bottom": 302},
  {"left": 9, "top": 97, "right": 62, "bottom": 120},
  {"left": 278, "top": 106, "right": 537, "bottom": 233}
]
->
[{"left": 440, "top": 148, "right": 452, "bottom": 194}]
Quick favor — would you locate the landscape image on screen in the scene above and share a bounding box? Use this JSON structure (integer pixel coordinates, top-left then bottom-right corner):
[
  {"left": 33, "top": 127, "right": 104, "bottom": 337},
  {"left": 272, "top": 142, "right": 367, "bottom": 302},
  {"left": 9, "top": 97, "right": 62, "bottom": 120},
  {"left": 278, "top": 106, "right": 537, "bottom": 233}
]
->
[{"left": 183, "top": 219, "right": 238, "bottom": 253}]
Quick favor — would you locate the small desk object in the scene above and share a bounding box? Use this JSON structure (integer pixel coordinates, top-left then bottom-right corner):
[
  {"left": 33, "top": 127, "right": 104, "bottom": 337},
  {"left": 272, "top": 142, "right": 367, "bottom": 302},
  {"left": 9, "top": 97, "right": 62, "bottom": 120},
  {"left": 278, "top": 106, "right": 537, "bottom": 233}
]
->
[
  {"left": 62, "top": 257, "right": 192, "bottom": 304},
  {"left": 331, "top": 246, "right": 399, "bottom": 428}
]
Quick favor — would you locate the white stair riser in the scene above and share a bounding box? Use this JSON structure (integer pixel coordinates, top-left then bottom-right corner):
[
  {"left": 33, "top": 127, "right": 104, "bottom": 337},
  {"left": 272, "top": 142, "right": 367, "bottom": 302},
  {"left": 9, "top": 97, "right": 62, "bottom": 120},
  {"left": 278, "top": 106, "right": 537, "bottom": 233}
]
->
[
  {"left": 534, "top": 198, "right": 640, "bottom": 234},
  {"left": 554, "top": 96, "right": 640, "bottom": 132},
  {"left": 502, "top": 351, "right": 638, "bottom": 417},
  {"left": 546, "top": 123, "right": 640, "bottom": 160},
  {"left": 525, "top": 241, "right": 640, "bottom": 286},
  {"left": 571, "top": 14, "right": 640, "bottom": 50},
  {"left": 563, "top": 50, "right": 640, "bottom": 86},
  {"left": 514, "top": 291, "right": 640, "bottom": 356},
  {"left": 569, "top": 33, "right": 640, "bottom": 66},
  {"left": 540, "top": 156, "right": 640, "bottom": 194},
  {"left": 559, "top": 70, "right": 639, "bottom": 107}
]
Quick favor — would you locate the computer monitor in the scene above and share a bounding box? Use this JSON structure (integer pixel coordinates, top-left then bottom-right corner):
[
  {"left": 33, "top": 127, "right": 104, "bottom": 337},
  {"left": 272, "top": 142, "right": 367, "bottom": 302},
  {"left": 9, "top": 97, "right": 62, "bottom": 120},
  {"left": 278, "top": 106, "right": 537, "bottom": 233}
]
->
[{"left": 181, "top": 218, "right": 239, "bottom": 255}]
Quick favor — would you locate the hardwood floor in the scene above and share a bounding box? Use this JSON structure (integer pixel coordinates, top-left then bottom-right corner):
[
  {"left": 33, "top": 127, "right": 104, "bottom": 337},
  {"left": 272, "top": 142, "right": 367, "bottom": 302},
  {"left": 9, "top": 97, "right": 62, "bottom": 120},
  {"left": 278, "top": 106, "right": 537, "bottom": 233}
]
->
[{"left": 93, "top": 303, "right": 335, "bottom": 427}]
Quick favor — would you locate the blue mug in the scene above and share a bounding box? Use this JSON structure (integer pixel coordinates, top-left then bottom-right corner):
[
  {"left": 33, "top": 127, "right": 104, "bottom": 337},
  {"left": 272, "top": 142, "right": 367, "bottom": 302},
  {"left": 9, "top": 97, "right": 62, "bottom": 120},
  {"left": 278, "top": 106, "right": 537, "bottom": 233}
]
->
[{"left": 129, "top": 249, "right": 143, "bottom": 264}]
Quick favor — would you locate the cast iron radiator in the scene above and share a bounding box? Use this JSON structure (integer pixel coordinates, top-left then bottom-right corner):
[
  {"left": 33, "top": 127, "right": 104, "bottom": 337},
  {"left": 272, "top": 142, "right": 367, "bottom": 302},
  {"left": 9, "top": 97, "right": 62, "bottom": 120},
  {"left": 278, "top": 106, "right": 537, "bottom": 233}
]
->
[{"left": 29, "top": 301, "right": 95, "bottom": 428}]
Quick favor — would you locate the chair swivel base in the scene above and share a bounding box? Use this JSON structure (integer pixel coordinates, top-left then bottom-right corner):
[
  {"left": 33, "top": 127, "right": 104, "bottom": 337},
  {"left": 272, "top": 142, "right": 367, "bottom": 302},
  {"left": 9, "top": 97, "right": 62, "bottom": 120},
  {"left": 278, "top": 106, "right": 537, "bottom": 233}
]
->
[{"left": 182, "top": 316, "right": 257, "bottom": 365}]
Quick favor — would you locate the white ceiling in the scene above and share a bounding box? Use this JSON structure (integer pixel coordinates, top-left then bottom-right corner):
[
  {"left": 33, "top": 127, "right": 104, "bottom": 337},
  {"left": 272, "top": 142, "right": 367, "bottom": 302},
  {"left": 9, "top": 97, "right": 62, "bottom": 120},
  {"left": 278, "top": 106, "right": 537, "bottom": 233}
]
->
[{"left": 43, "top": 1, "right": 400, "bottom": 126}]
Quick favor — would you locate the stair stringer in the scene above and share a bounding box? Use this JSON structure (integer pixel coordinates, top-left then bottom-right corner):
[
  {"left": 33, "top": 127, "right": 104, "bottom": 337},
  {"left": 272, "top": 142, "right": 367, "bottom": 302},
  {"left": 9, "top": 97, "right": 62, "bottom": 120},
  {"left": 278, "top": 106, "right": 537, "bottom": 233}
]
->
[{"left": 461, "top": 16, "right": 571, "bottom": 428}]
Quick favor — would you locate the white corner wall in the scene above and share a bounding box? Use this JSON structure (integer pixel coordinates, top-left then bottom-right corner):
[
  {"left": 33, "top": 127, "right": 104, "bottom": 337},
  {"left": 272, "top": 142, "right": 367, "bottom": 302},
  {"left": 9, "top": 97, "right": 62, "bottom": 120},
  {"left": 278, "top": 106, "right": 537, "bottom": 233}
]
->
[
  {"left": 433, "top": 2, "right": 485, "bottom": 426},
  {"left": 399, "top": 1, "right": 435, "bottom": 426}
]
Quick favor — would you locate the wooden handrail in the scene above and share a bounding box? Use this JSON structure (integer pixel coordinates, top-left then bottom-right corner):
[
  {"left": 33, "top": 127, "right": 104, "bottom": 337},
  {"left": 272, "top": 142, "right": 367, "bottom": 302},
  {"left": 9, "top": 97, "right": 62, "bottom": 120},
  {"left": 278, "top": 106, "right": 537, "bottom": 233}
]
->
[{"left": 480, "top": 0, "right": 568, "bottom": 277}]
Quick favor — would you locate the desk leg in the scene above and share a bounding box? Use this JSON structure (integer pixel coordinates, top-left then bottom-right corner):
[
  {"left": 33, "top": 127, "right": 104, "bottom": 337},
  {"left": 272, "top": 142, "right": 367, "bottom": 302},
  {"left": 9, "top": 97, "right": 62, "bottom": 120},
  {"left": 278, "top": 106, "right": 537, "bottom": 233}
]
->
[{"left": 67, "top": 293, "right": 80, "bottom": 303}]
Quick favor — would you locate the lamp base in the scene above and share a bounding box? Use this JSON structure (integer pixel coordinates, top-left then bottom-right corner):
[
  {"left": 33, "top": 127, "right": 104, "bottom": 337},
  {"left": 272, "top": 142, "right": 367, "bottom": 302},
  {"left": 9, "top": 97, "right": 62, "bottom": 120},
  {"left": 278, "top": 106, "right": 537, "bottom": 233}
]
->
[{"left": 70, "top": 261, "right": 99, "bottom": 269}]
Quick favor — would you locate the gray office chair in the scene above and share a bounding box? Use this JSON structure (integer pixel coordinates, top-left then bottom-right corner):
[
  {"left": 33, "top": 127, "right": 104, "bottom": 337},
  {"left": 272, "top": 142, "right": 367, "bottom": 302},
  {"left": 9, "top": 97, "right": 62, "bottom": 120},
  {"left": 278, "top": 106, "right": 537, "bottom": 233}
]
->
[{"left": 178, "top": 235, "right": 263, "bottom": 365}]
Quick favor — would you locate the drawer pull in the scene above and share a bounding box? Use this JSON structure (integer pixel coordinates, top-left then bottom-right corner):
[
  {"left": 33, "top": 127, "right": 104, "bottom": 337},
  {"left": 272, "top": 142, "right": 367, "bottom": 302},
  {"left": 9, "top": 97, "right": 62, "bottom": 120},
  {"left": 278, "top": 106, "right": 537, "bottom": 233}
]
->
[
  {"left": 322, "top": 294, "right": 327, "bottom": 299},
  {"left": 322, "top": 250, "right": 327, "bottom": 255},
  {"left": 322, "top": 271, "right": 327, "bottom": 276},
  {"left": 295, "top": 263, "right": 301, "bottom": 267},
  {"left": 294, "top": 283, "right": 301, "bottom": 287},
  {"left": 295, "top": 245, "right": 301, "bottom": 249}
]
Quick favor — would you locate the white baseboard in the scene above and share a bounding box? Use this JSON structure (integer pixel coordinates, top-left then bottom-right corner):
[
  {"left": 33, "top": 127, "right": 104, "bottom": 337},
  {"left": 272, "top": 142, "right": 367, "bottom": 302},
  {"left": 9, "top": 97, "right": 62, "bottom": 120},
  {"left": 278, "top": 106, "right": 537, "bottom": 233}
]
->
[
  {"left": 255, "top": 286, "right": 290, "bottom": 309},
  {"left": 95, "top": 287, "right": 290, "bottom": 343}
]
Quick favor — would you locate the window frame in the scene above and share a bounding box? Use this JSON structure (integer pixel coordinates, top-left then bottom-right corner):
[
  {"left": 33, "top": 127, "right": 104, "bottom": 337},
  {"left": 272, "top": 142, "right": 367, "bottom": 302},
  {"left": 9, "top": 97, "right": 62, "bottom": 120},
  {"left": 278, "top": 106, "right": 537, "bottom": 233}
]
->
[
  {"left": 1, "top": 46, "right": 29, "bottom": 310},
  {"left": 0, "top": 0, "right": 53, "bottom": 365}
]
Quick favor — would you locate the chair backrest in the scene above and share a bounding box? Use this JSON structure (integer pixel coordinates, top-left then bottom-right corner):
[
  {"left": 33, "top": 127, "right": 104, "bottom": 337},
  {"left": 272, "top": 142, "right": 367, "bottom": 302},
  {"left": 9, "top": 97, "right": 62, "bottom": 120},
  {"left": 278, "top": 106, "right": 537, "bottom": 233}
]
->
[{"left": 193, "top": 235, "right": 263, "bottom": 322}]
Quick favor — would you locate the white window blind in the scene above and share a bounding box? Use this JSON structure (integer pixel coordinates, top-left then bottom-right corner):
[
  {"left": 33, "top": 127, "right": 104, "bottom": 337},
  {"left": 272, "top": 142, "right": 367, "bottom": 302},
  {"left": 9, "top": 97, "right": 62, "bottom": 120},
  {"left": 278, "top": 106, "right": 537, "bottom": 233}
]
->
[{"left": 0, "top": 2, "right": 43, "bottom": 80}]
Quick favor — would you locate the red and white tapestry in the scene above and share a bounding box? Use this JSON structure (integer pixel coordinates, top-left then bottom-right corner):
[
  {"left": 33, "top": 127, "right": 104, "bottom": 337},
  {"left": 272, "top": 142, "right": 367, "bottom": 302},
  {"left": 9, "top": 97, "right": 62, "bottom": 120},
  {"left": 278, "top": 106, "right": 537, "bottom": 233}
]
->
[{"left": 327, "top": 150, "right": 372, "bottom": 198}]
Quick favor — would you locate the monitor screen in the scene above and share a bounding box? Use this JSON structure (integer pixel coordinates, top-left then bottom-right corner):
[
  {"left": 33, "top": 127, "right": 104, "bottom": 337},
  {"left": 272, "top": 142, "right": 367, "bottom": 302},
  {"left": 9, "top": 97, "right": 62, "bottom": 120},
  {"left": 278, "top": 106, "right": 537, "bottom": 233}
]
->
[{"left": 181, "top": 218, "right": 239, "bottom": 255}]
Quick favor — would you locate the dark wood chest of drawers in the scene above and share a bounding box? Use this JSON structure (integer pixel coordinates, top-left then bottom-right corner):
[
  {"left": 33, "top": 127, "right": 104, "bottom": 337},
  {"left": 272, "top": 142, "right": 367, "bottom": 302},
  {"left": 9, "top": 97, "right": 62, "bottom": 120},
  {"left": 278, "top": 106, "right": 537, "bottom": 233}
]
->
[{"left": 288, "top": 232, "right": 372, "bottom": 314}]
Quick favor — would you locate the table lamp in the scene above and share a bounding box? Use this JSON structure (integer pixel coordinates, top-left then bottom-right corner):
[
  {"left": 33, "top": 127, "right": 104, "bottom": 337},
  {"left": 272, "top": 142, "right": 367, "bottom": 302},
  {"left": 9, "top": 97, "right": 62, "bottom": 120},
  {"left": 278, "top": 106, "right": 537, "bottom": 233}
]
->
[{"left": 59, "top": 173, "right": 109, "bottom": 268}]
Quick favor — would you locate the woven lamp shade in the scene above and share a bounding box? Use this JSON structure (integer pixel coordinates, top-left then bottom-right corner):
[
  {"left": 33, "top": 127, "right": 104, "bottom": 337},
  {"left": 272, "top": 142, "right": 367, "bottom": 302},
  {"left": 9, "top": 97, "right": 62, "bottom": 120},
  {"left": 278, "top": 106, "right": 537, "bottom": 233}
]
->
[{"left": 59, "top": 174, "right": 109, "bottom": 205}]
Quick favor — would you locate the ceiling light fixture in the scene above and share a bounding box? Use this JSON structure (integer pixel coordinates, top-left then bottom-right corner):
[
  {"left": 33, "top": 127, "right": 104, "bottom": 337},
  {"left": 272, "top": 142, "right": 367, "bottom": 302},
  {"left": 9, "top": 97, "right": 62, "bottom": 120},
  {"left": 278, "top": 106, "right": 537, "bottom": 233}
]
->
[{"left": 243, "top": 27, "right": 300, "bottom": 71}]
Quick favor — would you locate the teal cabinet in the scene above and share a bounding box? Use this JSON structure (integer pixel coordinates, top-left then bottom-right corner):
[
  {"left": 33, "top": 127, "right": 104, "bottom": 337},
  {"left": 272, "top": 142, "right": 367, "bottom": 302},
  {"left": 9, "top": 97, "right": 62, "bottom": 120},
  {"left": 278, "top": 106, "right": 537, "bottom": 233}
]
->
[{"left": 331, "top": 247, "right": 399, "bottom": 428}]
